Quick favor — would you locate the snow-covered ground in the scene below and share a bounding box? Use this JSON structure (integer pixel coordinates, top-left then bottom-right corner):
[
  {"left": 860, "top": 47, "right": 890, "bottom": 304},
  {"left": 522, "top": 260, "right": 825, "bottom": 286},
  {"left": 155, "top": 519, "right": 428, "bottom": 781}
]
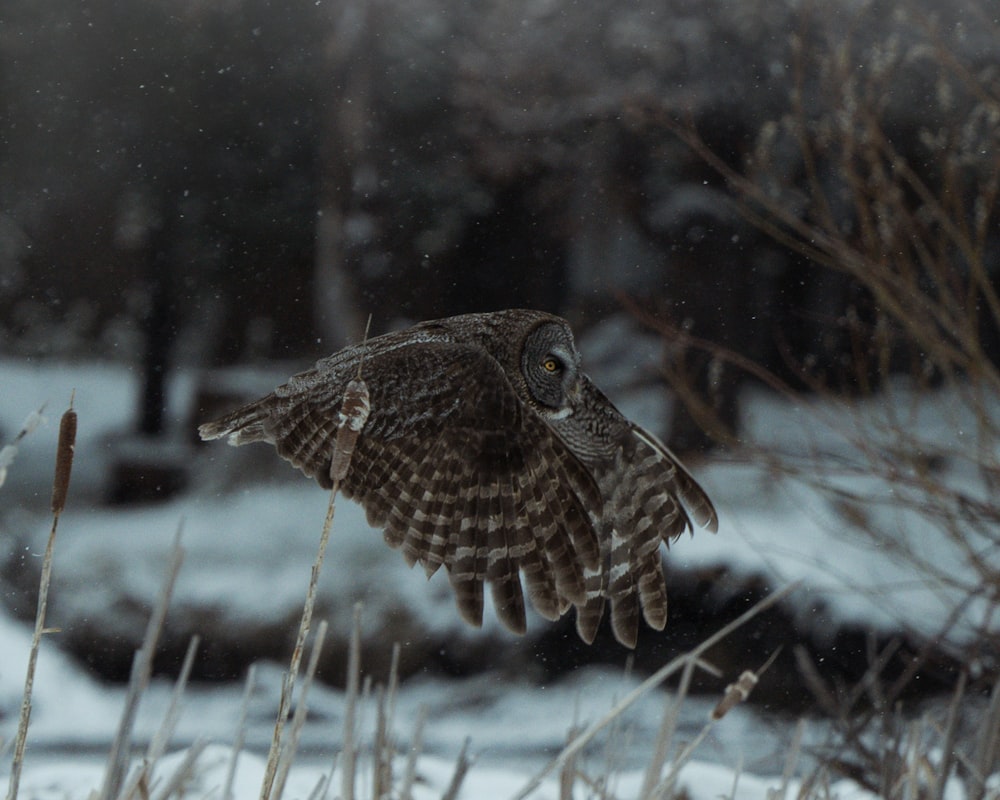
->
[
  {"left": 1, "top": 610, "right": 866, "bottom": 800},
  {"left": 0, "top": 341, "right": 995, "bottom": 798}
]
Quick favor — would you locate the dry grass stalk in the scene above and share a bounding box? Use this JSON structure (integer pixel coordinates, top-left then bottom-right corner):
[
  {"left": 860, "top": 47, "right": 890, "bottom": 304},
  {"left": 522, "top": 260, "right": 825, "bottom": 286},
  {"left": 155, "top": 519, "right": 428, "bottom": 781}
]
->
[
  {"left": 648, "top": 657, "right": 735, "bottom": 799},
  {"left": 559, "top": 723, "right": 583, "bottom": 800},
  {"left": 147, "top": 636, "right": 200, "bottom": 763},
  {"left": 260, "top": 377, "right": 369, "bottom": 800},
  {"left": 727, "top": 753, "right": 745, "bottom": 800},
  {"left": 775, "top": 718, "right": 805, "bottom": 800},
  {"left": 371, "top": 685, "right": 390, "bottom": 799},
  {"left": 305, "top": 774, "right": 329, "bottom": 800},
  {"left": 339, "top": 602, "right": 363, "bottom": 800},
  {"left": 114, "top": 635, "right": 202, "bottom": 800},
  {"left": 639, "top": 654, "right": 698, "bottom": 799},
  {"left": 372, "top": 643, "right": 402, "bottom": 800},
  {"left": 98, "top": 526, "right": 185, "bottom": 800},
  {"left": 259, "top": 488, "right": 336, "bottom": 800},
  {"left": 398, "top": 705, "right": 428, "bottom": 800},
  {"left": 440, "top": 737, "right": 474, "bottom": 800},
  {"left": 511, "top": 581, "right": 800, "bottom": 800},
  {"left": 5, "top": 398, "right": 76, "bottom": 800},
  {"left": 272, "top": 621, "right": 329, "bottom": 800},
  {"left": 148, "top": 739, "right": 208, "bottom": 800},
  {"left": 223, "top": 664, "right": 258, "bottom": 800},
  {"left": 653, "top": 719, "right": 713, "bottom": 799}
]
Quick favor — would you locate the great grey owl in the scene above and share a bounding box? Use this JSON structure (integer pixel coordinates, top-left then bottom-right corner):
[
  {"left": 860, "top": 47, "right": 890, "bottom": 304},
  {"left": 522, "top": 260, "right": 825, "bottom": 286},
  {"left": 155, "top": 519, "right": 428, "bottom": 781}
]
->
[{"left": 199, "top": 309, "right": 717, "bottom": 647}]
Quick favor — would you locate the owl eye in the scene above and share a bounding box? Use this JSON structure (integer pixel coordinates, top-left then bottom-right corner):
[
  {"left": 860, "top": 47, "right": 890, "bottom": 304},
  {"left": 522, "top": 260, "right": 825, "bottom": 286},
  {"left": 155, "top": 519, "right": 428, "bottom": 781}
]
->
[{"left": 542, "top": 357, "right": 561, "bottom": 373}]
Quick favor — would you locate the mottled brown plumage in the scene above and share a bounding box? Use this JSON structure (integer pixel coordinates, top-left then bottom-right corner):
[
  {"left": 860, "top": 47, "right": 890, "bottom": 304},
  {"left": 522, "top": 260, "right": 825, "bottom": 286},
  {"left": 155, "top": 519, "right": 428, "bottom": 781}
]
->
[{"left": 199, "top": 309, "right": 718, "bottom": 647}]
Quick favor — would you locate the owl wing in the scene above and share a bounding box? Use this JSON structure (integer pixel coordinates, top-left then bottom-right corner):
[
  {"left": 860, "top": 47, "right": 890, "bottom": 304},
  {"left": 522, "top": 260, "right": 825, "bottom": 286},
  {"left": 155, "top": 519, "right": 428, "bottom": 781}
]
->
[
  {"left": 558, "top": 377, "right": 718, "bottom": 648},
  {"left": 199, "top": 341, "right": 603, "bottom": 636}
]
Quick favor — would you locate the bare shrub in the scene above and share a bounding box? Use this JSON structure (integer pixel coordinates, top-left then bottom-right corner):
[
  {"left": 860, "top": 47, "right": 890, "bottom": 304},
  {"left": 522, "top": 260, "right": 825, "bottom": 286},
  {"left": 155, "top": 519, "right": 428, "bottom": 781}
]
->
[{"left": 644, "top": 2, "right": 1000, "bottom": 793}]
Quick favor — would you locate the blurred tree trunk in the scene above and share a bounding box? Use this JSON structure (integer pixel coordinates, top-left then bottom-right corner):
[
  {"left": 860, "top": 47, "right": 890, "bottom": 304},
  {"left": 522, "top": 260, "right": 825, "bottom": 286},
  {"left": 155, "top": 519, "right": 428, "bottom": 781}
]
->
[
  {"left": 138, "top": 216, "right": 175, "bottom": 437},
  {"left": 314, "top": 0, "right": 376, "bottom": 348}
]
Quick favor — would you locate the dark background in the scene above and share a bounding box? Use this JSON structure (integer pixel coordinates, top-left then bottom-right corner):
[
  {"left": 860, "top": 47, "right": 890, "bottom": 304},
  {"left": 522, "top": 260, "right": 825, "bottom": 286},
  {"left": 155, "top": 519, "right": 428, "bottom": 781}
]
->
[
  {"left": 2, "top": 0, "right": 998, "bottom": 449},
  {"left": 1, "top": 1, "right": 998, "bottom": 727}
]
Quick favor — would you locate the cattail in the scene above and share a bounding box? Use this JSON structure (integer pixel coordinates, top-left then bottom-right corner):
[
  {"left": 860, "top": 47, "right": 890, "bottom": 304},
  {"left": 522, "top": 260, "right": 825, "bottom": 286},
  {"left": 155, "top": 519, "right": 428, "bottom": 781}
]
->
[
  {"left": 329, "top": 378, "right": 370, "bottom": 484},
  {"left": 711, "top": 670, "right": 759, "bottom": 720},
  {"left": 51, "top": 402, "right": 77, "bottom": 515},
  {"left": 710, "top": 647, "right": 781, "bottom": 721}
]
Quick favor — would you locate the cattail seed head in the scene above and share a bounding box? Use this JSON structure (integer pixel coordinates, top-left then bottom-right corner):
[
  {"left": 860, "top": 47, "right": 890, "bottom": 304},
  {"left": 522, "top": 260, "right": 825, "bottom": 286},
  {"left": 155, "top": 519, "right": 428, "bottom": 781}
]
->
[
  {"left": 711, "top": 669, "right": 758, "bottom": 720},
  {"left": 51, "top": 406, "right": 77, "bottom": 515},
  {"left": 329, "top": 378, "right": 370, "bottom": 484}
]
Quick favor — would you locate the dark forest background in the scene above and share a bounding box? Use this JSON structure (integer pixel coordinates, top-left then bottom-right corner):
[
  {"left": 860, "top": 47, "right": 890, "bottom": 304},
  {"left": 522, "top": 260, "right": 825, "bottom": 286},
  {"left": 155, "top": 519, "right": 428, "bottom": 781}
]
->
[
  {"left": 2, "top": 0, "right": 999, "bottom": 451},
  {"left": 3, "top": 5, "right": 1000, "bottom": 763}
]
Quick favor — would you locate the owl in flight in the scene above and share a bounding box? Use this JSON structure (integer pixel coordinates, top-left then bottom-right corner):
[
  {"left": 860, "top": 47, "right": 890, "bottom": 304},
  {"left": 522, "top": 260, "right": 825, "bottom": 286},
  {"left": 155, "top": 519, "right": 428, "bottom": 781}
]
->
[{"left": 199, "top": 309, "right": 717, "bottom": 647}]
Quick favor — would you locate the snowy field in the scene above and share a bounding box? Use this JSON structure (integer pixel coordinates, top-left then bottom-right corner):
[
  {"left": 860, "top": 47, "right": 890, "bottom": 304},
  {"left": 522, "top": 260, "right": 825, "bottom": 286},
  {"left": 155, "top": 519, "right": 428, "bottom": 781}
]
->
[{"left": 0, "top": 341, "right": 994, "bottom": 798}]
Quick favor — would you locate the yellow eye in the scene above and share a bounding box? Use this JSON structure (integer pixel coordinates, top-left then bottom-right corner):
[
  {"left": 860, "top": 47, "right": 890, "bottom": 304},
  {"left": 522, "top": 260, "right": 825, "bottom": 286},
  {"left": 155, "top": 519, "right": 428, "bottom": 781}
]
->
[{"left": 543, "top": 358, "right": 559, "bottom": 372}]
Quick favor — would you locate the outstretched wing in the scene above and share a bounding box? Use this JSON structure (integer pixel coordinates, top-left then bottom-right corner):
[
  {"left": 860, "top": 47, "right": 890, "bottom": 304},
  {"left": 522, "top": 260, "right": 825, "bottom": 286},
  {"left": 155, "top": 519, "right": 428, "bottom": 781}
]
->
[
  {"left": 554, "top": 377, "right": 718, "bottom": 648},
  {"left": 199, "top": 341, "right": 603, "bottom": 635}
]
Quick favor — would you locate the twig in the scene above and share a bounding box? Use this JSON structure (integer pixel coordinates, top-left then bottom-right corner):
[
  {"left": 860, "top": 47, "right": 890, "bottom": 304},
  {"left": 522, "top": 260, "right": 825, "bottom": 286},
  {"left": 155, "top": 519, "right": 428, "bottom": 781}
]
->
[
  {"left": 6, "top": 398, "right": 75, "bottom": 800},
  {"left": 932, "top": 670, "right": 965, "bottom": 800},
  {"left": 969, "top": 671, "right": 1000, "bottom": 800}
]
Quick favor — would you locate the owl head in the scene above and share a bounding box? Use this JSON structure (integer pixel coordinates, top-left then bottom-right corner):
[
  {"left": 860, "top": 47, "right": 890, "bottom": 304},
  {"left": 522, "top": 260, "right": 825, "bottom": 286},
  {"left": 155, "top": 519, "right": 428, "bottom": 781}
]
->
[
  {"left": 425, "top": 309, "right": 583, "bottom": 415},
  {"left": 519, "top": 319, "right": 581, "bottom": 412}
]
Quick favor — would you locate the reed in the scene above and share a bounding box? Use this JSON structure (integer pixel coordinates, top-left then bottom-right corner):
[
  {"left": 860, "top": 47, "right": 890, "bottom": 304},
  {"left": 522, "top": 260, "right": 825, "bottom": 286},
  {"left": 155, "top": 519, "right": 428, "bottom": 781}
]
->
[{"left": 6, "top": 397, "right": 77, "bottom": 800}]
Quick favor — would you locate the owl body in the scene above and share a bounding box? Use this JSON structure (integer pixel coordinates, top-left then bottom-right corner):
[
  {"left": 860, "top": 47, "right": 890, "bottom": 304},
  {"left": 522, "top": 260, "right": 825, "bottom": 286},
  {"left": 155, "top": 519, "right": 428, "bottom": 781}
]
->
[{"left": 200, "top": 309, "right": 717, "bottom": 647}]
